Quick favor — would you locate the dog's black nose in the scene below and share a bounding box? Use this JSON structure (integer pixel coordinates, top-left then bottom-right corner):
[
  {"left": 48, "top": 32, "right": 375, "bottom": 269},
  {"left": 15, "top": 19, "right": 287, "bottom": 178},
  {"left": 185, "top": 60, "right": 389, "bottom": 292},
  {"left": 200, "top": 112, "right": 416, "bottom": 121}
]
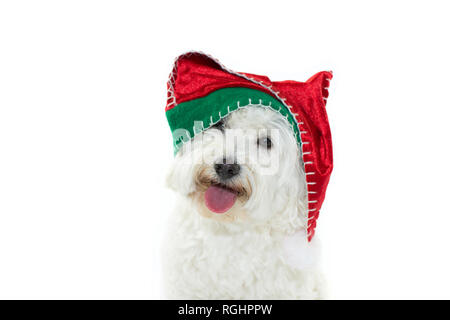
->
[{"left": 214, "top": 160, "right": 240, "bottom": 180}]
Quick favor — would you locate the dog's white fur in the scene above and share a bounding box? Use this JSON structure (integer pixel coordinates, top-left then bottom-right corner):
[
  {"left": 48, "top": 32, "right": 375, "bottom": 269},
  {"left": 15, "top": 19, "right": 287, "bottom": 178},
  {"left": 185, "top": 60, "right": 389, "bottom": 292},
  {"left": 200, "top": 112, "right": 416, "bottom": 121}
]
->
[{"left": 162, "top": 106, "right": 325, "bottom": 299}]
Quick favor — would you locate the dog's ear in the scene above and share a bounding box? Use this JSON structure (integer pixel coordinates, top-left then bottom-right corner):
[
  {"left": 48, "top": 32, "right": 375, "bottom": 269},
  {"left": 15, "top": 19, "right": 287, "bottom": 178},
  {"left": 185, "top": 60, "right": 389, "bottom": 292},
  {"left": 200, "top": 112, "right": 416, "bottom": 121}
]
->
[
  {"left": 295, "top": 166, "right": 309, "bottom": 230},
  {"left": 165, "top": 163, "right": 178, "bottom": 192},
  {"left": 297, "top": 196, "right": 308, "bottom": 226},
  {"left": 166, "top": 155, "right": 195, "bottom": 195}
]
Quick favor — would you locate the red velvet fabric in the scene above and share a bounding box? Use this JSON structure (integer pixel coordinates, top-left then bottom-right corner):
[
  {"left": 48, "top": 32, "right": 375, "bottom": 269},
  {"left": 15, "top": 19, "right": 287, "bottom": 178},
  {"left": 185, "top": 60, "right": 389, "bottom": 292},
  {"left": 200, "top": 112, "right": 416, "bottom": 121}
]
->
[
  {"left": 166, "top": 52, "right": 333, "bottom": 241},
  {"left": 166, "top": 54, "right": 275, "bottom": 109}
]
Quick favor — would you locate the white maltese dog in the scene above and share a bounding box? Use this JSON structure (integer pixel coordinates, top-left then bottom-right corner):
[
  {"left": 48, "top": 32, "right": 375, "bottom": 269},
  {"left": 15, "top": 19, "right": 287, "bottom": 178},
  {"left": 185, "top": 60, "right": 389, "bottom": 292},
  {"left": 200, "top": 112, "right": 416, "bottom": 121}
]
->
[
  {"left": 163, "top": 106, "right": 324, "bottom": 299},
  {"left": 161, "top": 51, "right": 333, "bottom": 299}
]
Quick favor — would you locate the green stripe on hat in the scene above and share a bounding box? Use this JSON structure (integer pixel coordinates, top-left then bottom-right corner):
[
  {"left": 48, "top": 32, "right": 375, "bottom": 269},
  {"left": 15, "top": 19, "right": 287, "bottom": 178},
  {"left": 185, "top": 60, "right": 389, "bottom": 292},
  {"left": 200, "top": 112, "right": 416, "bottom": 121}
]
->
[{"left": 166, "top": 87, "right": 301, "bottom": 153}]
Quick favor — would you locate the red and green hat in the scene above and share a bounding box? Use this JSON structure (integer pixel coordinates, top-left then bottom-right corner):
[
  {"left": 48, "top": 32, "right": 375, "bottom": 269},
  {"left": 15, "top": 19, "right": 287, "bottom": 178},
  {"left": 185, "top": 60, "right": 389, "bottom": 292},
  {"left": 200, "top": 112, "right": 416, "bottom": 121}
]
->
[{"left": 165, "top": 51, "right": 333, "bottom": 241}]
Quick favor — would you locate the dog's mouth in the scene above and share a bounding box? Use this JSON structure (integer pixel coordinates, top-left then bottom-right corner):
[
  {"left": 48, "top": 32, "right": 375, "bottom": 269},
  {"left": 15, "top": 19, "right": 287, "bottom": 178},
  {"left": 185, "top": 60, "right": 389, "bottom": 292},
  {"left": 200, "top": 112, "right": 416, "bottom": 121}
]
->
[
  {"left": 204, "top": 184, "right": 238, "bottom": 214},
  {"left": 194, "top": 166, "right": 251, "bottom": 217}
]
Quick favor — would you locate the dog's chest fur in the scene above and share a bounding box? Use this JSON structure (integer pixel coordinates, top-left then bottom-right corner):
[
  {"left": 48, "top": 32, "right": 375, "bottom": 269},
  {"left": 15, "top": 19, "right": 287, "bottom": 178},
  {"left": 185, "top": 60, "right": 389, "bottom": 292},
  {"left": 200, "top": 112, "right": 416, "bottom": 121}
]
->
[{"left": 162, "top": 200, "right": 324, "bottom": 299}]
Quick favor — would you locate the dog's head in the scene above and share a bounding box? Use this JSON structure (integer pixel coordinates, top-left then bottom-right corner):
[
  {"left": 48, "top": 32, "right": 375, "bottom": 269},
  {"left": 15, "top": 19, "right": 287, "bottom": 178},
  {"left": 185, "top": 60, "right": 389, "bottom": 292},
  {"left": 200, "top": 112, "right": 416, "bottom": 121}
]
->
[{"left": 167, "top": 106, "right": 307, "bottom": 231}]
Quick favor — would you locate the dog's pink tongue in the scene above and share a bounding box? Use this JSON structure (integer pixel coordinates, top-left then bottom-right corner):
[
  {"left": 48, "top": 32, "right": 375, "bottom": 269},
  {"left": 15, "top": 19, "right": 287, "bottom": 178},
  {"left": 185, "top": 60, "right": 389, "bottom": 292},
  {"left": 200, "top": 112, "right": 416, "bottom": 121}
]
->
[{"left": 204, "top": 185, "right": 237, "bottom": 214}]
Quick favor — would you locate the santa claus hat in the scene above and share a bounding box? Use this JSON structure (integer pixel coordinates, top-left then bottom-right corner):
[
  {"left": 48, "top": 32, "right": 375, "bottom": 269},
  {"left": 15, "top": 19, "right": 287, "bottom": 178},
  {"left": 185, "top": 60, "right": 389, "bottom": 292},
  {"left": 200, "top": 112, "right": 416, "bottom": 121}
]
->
[{"left": 165, "top": 51, "right": 333, "bottom": 241}]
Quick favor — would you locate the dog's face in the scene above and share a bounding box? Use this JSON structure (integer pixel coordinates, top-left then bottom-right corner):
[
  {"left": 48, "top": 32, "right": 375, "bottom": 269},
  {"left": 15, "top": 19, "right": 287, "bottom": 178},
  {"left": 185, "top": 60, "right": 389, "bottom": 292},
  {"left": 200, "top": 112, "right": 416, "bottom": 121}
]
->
[{"left": 167, "top": 106, "right": 307, "bottom": 229}]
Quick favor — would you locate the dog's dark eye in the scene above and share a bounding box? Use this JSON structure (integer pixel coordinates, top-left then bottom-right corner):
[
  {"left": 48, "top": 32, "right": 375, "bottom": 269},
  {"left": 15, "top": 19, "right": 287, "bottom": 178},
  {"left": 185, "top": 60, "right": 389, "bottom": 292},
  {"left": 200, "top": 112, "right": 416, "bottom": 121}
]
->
[
  {"left": 257, "top": 137, "right": 272, "bottom": 149},
  {"left": 212, "top": 120, "right": 225, "bottom": 132}
]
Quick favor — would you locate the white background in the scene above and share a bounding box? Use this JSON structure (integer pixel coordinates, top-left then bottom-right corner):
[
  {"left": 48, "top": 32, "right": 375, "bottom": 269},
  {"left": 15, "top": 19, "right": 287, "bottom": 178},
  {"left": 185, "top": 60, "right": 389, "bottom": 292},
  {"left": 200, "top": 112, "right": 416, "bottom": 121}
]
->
[{"left": 1, "top": 1, "right": 449, "bottom": 299}]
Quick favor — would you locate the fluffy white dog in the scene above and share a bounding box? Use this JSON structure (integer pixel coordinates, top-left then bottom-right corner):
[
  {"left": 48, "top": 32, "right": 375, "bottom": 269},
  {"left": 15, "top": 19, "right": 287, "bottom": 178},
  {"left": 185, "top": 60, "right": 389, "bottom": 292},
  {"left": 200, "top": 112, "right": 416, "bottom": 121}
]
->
[{"left": 162, "top": 105, "right": 325, "bottom": 299}]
